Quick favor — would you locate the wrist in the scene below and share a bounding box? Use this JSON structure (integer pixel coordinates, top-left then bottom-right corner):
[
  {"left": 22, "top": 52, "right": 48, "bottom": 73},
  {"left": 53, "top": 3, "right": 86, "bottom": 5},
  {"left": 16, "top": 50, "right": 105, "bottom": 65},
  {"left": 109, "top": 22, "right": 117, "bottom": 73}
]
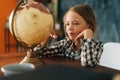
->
[{"left": 84, "top": 29, "right": 93, "bottom": 39}]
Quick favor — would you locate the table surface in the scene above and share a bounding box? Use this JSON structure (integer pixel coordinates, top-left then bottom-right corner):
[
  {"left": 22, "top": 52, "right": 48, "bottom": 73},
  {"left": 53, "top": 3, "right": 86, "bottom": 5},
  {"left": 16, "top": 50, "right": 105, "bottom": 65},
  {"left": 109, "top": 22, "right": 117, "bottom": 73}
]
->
[{"left": 0, "top": 52, "right": 120, "bottom": 76}]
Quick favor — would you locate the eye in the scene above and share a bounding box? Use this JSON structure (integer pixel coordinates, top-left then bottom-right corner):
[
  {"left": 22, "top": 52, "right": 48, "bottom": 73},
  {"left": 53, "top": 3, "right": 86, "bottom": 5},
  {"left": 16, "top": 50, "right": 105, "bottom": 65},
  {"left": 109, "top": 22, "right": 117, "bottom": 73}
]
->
[
  {"left": 73, "top": 22, "right": 79, "bottom": 25},
  {"left": 65, "top": 23, "right": 70, "bottom": 26}
]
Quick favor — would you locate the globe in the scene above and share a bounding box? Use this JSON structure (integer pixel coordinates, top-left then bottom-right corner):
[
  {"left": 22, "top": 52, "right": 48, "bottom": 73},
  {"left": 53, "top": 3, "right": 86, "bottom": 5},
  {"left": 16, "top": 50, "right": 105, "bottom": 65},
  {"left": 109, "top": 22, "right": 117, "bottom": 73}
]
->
[
  {"left": 8, "top": 0, "right": 54, "bottom": 67},
  {"left": 9, "top": 0, "right": 53, "bottom": 47}
]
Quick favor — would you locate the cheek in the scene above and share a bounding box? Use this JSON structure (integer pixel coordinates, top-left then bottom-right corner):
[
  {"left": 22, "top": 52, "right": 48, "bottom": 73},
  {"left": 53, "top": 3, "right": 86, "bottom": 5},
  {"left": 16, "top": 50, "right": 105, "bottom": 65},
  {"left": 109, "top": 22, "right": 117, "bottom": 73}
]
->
[
  {"left": 77, "top": 25, "right": 88, "bottom": 33},
  {"left": 74, "top": 28, "right": 85, "bottom": 36},
  {"left": 75, "top": 27, "right": 83, "bottom": 33},
  {"left": 64, "top": 28, "right": 68, "bottom": 36},
  {"left": 65, "top": 27, "right": 69, "bottom": 33}
]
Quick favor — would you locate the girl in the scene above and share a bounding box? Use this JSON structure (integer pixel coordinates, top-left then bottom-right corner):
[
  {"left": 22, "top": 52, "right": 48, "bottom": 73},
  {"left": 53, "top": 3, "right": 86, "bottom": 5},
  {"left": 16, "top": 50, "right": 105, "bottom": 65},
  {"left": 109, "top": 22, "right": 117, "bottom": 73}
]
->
[{"left": 33, "top": 4, "right": 103, "bottom": 67}]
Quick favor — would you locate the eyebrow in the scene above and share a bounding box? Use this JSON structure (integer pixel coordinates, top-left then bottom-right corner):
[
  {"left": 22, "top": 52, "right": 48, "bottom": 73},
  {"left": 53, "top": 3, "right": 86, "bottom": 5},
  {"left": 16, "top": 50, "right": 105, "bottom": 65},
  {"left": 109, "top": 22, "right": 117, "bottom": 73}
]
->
[{"left": 65, "top": 19, "right": 80, "bottom": 22}]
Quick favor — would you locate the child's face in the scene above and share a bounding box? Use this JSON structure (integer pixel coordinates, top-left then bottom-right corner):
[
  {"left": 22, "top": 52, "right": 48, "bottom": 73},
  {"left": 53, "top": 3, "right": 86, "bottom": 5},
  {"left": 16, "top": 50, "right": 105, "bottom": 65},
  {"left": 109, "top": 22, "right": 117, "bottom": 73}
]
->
[{"left": 64, "top": 11, "right": 89, "bottom": 41}]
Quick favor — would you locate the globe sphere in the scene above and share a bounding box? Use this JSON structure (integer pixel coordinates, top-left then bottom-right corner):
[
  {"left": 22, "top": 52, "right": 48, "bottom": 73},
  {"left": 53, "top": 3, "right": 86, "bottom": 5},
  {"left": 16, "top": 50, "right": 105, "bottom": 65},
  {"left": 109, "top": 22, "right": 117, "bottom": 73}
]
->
[{"left": 9, "top": 1, "right": 53, "bottom": 47}]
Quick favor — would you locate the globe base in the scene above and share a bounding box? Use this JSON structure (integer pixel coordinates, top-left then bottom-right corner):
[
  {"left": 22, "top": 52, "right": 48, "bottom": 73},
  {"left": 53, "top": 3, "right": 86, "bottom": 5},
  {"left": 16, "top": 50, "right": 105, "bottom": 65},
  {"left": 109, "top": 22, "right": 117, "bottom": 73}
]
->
[{"left": 20, "top": 49, "right": 45, "bottom": 68}]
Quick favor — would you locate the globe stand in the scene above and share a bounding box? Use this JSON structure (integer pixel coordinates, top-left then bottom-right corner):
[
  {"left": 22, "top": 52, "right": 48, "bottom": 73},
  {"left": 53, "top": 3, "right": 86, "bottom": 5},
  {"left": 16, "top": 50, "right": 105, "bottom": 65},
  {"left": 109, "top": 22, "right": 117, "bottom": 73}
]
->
[
  {"left": 20, "top": 49, "right": 45, "bottom": 68},
  {"left": 8, "top": 0, "right": 53, "bottom": 68}
]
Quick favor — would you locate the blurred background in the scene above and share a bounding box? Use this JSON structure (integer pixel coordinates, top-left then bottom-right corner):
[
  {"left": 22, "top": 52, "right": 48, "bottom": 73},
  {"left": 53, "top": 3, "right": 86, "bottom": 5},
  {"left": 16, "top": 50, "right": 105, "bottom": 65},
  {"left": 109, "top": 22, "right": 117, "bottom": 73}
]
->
[{"left": 0, "top": 0, "right": 120, "bottom": 53}]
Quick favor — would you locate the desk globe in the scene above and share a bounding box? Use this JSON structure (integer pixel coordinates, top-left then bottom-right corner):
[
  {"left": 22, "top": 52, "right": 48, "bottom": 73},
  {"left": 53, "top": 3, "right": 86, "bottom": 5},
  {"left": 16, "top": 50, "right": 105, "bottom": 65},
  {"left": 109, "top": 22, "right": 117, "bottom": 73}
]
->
[{"left": 9, "top": 0, "right": 53, "bottom": 67}]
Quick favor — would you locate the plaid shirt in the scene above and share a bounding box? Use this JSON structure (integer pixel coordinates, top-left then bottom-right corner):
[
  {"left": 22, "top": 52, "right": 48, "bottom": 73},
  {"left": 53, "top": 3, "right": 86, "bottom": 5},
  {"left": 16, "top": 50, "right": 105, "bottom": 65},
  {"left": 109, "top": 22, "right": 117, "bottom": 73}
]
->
[{"left": 34, "top": 38, "right": 103, "bottom": 67}]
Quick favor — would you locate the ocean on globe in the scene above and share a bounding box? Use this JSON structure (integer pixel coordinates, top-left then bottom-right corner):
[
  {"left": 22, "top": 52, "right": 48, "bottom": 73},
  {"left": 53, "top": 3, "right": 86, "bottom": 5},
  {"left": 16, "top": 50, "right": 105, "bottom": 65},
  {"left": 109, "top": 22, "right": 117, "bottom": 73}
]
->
[{"left": 9, "top": 1, "right": 53, "bottom": 47}]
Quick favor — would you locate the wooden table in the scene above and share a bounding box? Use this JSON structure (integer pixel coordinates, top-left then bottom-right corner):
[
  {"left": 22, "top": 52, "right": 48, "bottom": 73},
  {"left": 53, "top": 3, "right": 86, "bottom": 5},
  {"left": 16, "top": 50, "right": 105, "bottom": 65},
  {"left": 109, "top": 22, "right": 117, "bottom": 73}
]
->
[{"left": 0, "top": 52, "right": 120, "bottom": 76}]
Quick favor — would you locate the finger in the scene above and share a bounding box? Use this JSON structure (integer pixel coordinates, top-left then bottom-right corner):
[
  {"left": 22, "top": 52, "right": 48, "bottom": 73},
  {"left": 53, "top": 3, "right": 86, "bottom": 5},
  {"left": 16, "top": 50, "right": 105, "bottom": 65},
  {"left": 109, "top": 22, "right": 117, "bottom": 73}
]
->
[
  {"left": 74, "top": 32, "right": 83, "bottom": 42},
  {"left": 50, "top": 31, "right": 58, "bottom": 39}
]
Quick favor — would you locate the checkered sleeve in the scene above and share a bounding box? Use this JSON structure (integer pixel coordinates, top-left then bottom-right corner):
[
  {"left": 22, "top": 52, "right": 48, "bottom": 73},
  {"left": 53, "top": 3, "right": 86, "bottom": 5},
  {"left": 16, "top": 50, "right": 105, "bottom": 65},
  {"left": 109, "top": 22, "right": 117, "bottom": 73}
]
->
[
  {"left": 33, "top": 38, "right": 72, "bottom": 57},
  {"left": 80, "top": 39, "right": 103, "bottom": 67}
]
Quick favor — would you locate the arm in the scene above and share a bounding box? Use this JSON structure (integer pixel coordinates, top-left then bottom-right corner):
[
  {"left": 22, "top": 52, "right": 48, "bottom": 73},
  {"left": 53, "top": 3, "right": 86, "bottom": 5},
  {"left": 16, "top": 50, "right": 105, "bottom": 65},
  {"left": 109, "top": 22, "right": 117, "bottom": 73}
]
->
[
  {"left": 74, "top": 29, "right": 103, "bottom": 67},
  {"left": 33, "top": 38, "right": 72, "bottom": 57},
  {"left": 80, "top": 39, "right": 103, "bottom": 67}
]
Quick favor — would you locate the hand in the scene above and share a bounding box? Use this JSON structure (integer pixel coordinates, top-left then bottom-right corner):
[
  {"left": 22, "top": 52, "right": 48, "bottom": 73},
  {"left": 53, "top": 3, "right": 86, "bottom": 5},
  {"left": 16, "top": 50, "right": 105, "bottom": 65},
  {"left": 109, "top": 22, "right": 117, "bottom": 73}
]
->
[
  {"left": 34, "top": 37, "right": 50, "bottom": 51},
  {"left": 74, "top": 29, "right": 93, "bottom": 41},
  {"left": 73, "top": 29, "right": 93, "bottom": 50},
  {"left": 50, "top": 30, "right": 58, "bottom": 39}
]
